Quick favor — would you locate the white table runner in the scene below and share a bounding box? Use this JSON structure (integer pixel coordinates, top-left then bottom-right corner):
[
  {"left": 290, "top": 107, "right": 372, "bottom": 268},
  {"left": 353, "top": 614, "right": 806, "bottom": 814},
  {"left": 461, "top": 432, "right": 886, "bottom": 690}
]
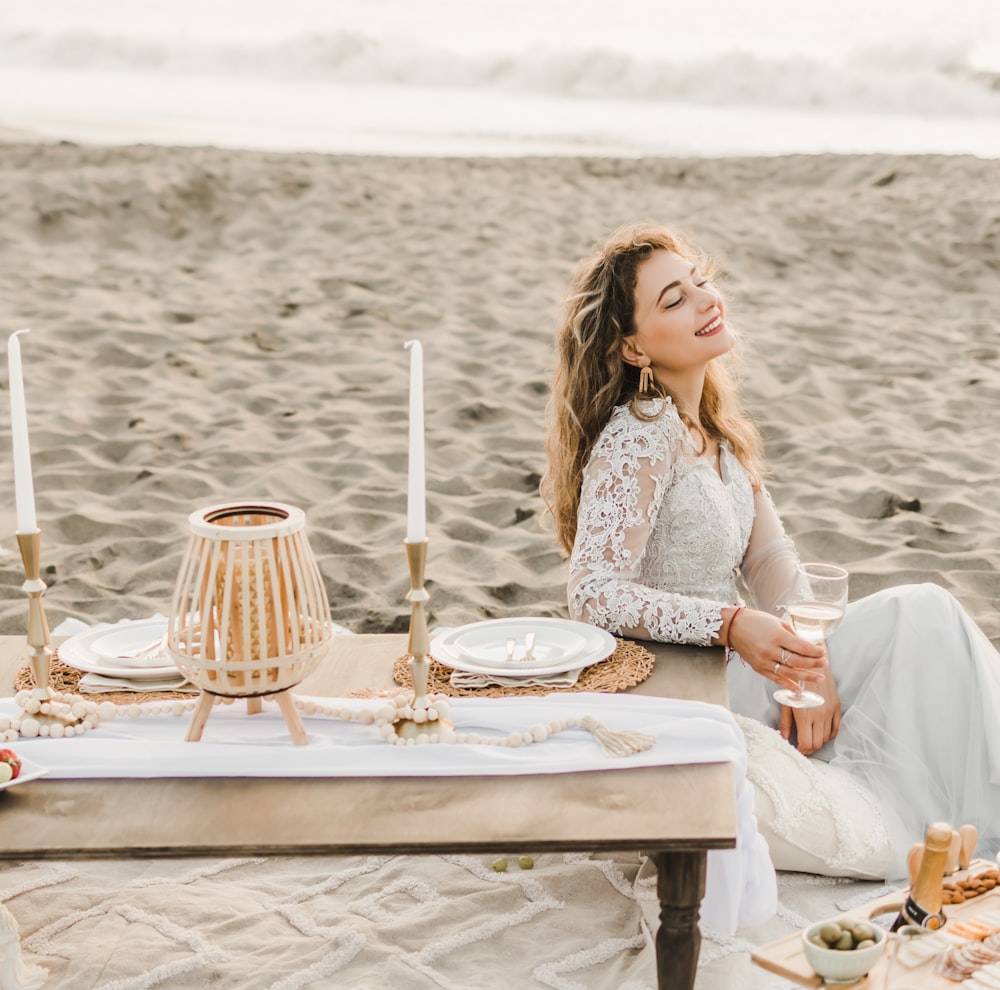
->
[{"left": 5, "top": 692, "right": 736, "bottom": 778}]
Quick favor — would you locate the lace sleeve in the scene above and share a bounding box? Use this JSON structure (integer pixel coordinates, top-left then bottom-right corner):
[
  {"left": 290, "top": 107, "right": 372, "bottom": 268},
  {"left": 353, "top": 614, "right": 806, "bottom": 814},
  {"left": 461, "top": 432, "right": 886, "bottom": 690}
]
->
[
  {"left": 567, "top": 406, "right": 729, "bottom": 645},
  {"left": 739, "top": 487, "right": 800, "bottom": 615}
]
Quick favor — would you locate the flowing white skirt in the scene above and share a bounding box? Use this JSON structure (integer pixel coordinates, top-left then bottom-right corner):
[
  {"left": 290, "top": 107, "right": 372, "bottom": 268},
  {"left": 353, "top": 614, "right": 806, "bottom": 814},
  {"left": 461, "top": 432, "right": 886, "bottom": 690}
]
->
[{"left": 729, "top": 583, "right": 1000, "bottom": 878}]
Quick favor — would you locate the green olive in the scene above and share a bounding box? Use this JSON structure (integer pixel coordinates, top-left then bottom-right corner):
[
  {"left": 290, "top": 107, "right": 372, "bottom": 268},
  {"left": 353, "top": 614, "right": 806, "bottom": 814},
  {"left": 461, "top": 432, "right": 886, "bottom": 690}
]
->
[
  {"left": 819, "top": 923, "right": 843, "bottom": 946},
  {"left": 809, "top": 935, "right": 828, "bottom": 948},
  {"left": 518, "top": 855, "right": 535, "bottom": 870},
  {"left": 492, "top": 857, "right": 508, "bottom": 872},
  {"left": 835, "top": 931, "right": 855, "bottom": 951},
  {"left": 855, "top": 939, "right": 876, "bottom": 950},
  {"left": 851, "top": 923, "right": 876, "bottom": 943}
]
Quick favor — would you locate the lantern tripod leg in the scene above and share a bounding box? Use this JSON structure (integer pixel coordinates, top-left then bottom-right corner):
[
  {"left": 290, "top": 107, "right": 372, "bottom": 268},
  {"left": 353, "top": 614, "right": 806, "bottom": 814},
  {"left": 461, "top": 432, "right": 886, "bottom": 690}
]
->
[
  {"left": 185, "top": 691, "right": 215, "bottom": 742},
  {"left": 274, "top": 690, "right": 309, "bottom": 745}
]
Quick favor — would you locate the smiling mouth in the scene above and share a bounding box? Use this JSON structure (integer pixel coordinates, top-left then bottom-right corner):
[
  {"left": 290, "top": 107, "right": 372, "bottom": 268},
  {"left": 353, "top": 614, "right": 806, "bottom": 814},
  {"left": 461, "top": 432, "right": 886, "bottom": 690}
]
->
[{"left": 695, "top": 316, "right": 723, "bottom": 337}]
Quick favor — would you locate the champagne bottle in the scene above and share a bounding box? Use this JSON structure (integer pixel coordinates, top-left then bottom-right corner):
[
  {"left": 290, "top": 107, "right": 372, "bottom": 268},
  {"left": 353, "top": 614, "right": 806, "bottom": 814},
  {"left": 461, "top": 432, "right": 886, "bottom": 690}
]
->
[{"left": 892, "top": 821, "right": 952, "bottom": 931}]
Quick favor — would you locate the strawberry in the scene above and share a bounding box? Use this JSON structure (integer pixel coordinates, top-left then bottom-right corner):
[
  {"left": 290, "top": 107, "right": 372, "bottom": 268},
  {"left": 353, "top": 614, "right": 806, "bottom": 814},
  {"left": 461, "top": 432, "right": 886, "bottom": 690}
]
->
[{"left": 0, "top": 748, "right": 22, "bottom": 781}]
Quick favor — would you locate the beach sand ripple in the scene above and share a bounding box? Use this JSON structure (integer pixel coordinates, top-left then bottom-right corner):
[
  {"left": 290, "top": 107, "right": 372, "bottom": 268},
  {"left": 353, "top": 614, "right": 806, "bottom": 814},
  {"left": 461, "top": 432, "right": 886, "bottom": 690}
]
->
[{"left": 0, "top": 145, "right": 997, "bottom": 648}]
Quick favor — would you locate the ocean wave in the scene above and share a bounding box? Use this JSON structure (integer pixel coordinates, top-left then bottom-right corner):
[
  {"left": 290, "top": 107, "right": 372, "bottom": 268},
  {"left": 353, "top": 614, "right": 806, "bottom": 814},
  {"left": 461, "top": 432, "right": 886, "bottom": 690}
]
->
[{"left": 2, "top": 27, "right": 999, "bottom": 118}]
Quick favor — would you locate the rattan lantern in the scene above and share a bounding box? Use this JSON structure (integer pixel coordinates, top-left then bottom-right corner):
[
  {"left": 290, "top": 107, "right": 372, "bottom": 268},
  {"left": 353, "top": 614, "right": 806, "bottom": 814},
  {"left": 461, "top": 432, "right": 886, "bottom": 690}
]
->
[{"left": 166, "top": 501, "right": 332, "bottom": 745}]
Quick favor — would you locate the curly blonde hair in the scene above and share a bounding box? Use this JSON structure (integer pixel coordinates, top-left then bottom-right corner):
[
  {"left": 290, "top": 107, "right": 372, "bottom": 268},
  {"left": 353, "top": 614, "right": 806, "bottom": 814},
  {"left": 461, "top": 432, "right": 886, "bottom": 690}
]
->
[{"left": 541, "top": 222, "right": 764, "bottom": 556}]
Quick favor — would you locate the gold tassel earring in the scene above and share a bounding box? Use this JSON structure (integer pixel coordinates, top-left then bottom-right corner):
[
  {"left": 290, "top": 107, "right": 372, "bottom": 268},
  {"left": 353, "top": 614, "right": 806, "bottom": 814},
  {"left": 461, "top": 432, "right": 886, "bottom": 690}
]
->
[{"left": 638, "top": 361, "right": 655, "bottom": 396}]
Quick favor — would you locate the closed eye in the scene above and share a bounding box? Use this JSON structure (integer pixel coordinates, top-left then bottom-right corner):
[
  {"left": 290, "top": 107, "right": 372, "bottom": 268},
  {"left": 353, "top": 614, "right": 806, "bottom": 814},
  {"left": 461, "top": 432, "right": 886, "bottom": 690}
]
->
[{"left": 663, "top": 276, "right": 709, "bottom": 310}]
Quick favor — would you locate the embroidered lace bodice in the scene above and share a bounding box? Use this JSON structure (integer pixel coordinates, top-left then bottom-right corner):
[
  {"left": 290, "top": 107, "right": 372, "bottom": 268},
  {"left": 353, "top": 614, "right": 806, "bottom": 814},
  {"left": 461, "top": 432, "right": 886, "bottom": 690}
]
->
[{"left": 568, "top": 398, "right": 797, "bottom": 646}]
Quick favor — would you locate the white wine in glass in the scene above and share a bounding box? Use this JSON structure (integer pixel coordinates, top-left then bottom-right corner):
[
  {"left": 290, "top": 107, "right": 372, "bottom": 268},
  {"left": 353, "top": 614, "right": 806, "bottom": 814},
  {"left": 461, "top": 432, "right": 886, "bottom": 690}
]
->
[{"left": 773, "top": 562, "right": 848, "bottom": 709}]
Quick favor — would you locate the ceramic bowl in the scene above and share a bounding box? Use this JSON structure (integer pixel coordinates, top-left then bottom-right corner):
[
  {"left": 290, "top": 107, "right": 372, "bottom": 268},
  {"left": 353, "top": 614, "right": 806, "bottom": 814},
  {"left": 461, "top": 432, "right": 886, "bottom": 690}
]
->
[{"left": 801, "top": 917, "right": 887, "bottom": 984}]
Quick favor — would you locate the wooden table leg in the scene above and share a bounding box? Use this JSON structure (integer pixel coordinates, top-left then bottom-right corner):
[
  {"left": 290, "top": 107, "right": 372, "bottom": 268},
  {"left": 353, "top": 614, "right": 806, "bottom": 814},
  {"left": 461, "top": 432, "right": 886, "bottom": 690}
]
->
[{"left": 651, "top": 850, "right": 707, "bottom": 990}]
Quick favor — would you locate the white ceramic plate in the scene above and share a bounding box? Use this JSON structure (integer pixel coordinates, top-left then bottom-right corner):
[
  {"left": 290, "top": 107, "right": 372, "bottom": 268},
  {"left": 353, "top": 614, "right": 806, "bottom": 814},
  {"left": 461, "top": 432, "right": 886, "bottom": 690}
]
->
[
  {"left": 431, "top": 618, "right": 617, "bottom": 677},
  {"left": 0, "top": 755, "right": 48, "bottom": 791},
  {"left": 430, "top": 641, "right": 600, "bottom": 678},
  {"left": 59, "top": 618, "right": 178, "bottom": 680},
  {"left": 450, "top": 618, "right": 591, "bottom": 669},
  {"left": 89, "top": 624, "right": 171, "bottom": 668},
  {"left": 447, "top": 617, "right": 613, "bottom": 669}
]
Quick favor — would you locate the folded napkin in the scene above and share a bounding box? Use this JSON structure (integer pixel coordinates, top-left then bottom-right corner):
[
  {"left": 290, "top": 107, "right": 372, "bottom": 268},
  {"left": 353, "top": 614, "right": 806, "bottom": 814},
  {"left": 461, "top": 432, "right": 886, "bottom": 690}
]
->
[
  {"left": 449, "top": 667, "right": 583, "bottom": 690},
  {"left": 78, "top": 672, "right": 196, "bottom": 694}
]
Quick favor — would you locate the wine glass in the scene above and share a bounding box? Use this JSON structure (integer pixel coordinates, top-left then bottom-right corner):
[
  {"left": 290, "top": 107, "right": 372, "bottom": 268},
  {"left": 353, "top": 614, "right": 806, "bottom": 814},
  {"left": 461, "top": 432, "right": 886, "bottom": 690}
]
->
[{"left": 773, "top": 561, "right": 848, "bottom": 709}]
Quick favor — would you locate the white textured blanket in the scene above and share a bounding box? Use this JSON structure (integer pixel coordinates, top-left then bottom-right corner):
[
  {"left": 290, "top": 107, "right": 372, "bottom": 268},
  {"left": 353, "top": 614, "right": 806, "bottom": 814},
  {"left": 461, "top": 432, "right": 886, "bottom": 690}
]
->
[{"left": 0, "top": 854, "right": 897, "bottom": 990}]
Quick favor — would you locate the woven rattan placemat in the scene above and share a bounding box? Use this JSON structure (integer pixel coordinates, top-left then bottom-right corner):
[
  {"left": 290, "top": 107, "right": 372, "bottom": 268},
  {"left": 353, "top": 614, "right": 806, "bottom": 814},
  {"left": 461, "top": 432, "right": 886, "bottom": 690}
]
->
[
  {"left": 382, "top": 638, "right": 655, "bottom": 699},
  {"left": 14, "top": 653, "right": 195, "bottom": 705},
  {"left": 17, "top": 639, "right": 655, "bottom": 705}
]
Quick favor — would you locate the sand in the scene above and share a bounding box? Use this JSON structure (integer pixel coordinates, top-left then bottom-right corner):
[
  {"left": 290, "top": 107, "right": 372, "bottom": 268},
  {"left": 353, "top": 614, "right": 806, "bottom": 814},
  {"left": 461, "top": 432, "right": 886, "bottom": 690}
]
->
[{"left": 1, "top": 141, "right": 999, "bottom": 988}]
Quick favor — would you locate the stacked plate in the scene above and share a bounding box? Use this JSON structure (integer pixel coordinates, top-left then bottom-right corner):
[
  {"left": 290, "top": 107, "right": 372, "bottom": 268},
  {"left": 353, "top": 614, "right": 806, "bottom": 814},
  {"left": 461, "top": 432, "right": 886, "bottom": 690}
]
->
[
  {"left": 430, "top": 617, "right": 617, "bottom": 679},
  {"left": 59, "top": 618, "right": 189, "bottom": 690}
]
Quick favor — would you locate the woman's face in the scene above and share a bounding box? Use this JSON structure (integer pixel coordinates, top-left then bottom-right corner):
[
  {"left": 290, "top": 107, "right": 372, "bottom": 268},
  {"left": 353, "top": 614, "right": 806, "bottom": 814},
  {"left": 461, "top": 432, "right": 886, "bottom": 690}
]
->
[{"left": 624, "top": 249, "right": 732, "bottom": 381}]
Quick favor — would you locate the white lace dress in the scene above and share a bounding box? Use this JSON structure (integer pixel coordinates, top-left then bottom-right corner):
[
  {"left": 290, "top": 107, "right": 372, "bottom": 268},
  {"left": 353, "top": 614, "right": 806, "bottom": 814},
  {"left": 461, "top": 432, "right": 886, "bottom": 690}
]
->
[{"left": 570, "top": 398, "right": 1000, "bottom": 879}]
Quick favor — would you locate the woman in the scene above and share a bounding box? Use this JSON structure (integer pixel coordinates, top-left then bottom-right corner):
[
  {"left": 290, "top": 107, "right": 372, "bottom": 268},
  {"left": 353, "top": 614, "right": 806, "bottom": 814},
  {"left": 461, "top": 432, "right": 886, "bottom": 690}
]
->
[{"left": 542, "top": 221, "right": 1000, "bottom": 879}]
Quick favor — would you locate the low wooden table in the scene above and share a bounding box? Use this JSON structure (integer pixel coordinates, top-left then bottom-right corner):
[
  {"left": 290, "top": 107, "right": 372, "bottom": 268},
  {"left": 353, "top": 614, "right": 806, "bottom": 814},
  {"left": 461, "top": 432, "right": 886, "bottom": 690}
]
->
[{"left": 0, "top": 633, "right": 737, "bottom": 990}]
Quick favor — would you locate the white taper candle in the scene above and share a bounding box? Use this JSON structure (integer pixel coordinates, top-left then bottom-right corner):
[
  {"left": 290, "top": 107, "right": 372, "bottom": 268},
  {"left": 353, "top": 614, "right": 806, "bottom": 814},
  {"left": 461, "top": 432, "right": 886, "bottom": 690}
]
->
[
  {"left": 7, "top": 329, "right": 38, "bottom": 534},
  {"left": 405, "top": 339, "right": 426, "bottom": 542}
]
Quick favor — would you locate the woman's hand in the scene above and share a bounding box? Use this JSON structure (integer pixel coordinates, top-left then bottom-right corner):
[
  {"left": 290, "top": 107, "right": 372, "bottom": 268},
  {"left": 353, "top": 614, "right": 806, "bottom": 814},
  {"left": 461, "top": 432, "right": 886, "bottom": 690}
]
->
[
  {"left": 717, "top": 606, "right": 828, "bottom": 695},
  {"left": 780, "top": 662, "right": 841, "bottom": 755}
]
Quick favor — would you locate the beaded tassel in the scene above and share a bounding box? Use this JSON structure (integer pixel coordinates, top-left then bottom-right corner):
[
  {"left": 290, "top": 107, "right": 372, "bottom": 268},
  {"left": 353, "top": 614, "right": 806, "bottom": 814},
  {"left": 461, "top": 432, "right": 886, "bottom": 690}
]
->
[{"left": 578, "top": 715, "right": 656, "bottom": 757}]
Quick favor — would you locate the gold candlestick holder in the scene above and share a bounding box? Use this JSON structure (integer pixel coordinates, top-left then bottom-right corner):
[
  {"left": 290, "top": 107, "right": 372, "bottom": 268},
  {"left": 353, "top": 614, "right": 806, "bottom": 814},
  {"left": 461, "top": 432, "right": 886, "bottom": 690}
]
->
[
  {"left": 16, "top": 529, "right": 82, "bottom": 729},
  {"left": 16, "top": 531, "right": 51, "bottom": 702},
  {"left": 396, "top": 538, "right": 453, "bottom": 740}
]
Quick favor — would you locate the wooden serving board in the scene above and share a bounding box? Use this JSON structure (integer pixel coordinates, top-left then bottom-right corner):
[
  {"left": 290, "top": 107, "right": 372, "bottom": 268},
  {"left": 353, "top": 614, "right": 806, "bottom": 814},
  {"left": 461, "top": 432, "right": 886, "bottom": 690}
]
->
[{"left": 751, "top": 872, "right": 1000, "bottom": 988}]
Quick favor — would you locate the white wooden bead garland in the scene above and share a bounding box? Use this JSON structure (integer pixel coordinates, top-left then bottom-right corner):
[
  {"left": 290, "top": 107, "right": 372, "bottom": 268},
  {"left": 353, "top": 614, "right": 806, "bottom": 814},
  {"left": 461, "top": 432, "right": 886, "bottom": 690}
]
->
[
  {"left": 0, "top": 688, "right": 199, "bottom": 742},
  {"left": 292, "top": 692, "right": 656, "bottom": 756},
  {"left": 1, "top": 688, "right": 655, "bottom": 757}
]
